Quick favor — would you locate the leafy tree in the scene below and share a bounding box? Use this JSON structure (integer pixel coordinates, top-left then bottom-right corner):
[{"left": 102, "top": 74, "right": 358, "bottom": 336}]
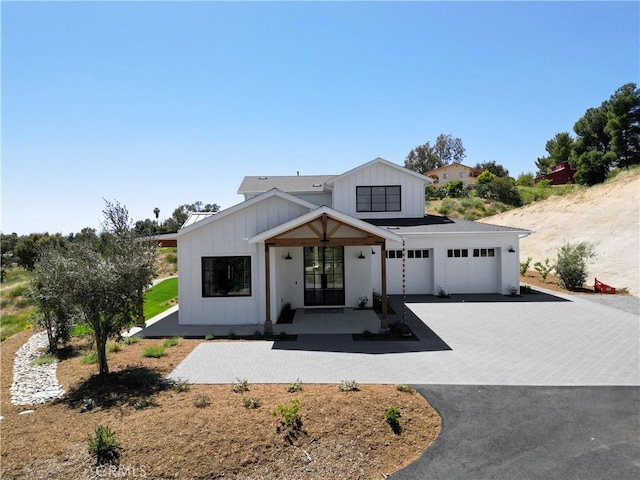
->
[
  {"left": 405, "top": 134, "right": 465, "bottom": 174},
  {"left": 554, "top": 241, "right": 597, "bottom": 291},
  {"left": 476, "top": 175, "right": 522, "bottom": 206},
  {"left": 14, "top": 233, "right": 67, "bottom": 271},
  {"left": 30, "top": 246, "right": 75, "bottom": 353},
  {"left": 476, "top": 170, "right": 496, "bottom": 185},
  {"left": 604, "top": 83, "right": 640, "bottom": 169},
  {"left": 574, "top": 150, "right": 616, "bottom": 186},
  {"left": 516, "top": 172, "right": 535, "bottom": 186},
  {"left": 444, "top": 180, "right": 467, "bottom": 198},
  {"left": 475, "top": 161, "right": 509, "bottom": 178},
  {"left": 425, "top": 185, "right": 446, "bottom": 200},
  {"left": 574, "top": 106, "right": 611, "bottom": 156}
]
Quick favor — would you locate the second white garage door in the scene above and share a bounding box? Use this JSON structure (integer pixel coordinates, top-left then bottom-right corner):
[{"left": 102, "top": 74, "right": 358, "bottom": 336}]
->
[{"left": 445, "top": 247, "right": 500, "bottom": 294}]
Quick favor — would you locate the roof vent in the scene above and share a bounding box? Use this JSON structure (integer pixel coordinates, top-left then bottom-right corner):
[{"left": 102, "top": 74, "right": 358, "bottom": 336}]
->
[{"left": 258, "top": 176, "right": 268, "bottom": 180}]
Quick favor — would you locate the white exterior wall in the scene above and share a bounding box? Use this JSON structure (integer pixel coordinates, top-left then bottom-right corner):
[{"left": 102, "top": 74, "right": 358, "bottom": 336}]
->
[
  {"left": 331, "top": 162, "right": 426, "bottom": 219},
  {"left": 344, "top": 246, "right": 373, "bottom": 308},
  {"left": 177, "top": 197, "right": 311, "bottom": 325},
  {"left": 244, "top": 192, "right": 332, "bottom": 207}
]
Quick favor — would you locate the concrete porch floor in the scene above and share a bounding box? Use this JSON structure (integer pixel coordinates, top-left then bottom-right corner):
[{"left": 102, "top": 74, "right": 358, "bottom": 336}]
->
[{"left": 131, "top": 305, "right": 382, "bottom": 338}]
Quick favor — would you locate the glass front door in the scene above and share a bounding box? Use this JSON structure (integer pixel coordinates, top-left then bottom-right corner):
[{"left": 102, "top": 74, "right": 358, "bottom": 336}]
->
[{"left": 304, "top": 246, "right": 345, "bottom": 306}]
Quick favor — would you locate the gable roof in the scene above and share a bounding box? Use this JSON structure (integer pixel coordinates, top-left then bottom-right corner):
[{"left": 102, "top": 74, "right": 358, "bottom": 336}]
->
[
  {"left": 424, "top": 163, "right": 481, "bottom": 175},
  {"left": 237, "top": 175, "right": 336, "bottom": 195},
  {"left": 248, "top": 205, "right": 403, "bottom": 244},
  {"left": 325, "top": 157, "right": 432, "bottom": 186},
  {"left": 178, "top": 189, "right": 320, "bottom": 236}
]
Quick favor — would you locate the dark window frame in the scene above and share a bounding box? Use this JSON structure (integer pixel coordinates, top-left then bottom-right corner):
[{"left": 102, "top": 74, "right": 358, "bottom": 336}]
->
[
  {"left": 356, "top": 185, "right": 401, "bottom": 212},
  {"left": 202, "top": 256, "right": 252, "bottom": 298}
]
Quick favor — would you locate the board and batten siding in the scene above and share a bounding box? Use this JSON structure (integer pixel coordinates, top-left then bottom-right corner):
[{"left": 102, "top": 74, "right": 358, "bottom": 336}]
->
[
  {"left": 177, "top": 196, "right": 312, "bottom": 325},
  {"left": 331, "top": 162, "right": 427, "bottom": 219}
]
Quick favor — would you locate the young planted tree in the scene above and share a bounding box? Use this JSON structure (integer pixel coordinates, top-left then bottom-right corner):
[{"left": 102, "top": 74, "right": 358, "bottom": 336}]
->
[{"left": 554, "top": 242, "right": 597, "bottom": 291}]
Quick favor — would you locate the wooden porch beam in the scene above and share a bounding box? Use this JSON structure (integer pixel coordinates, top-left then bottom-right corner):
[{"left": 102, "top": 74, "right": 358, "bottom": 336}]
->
[
  {"left": 266, "top": 237, "right": 382, "bottom": 247},
  {"left": 264, "top": 244, "right": 273, "bottom": 334},
  {"left": 380, "top": 241, "right": 389, "bottom": 330}
]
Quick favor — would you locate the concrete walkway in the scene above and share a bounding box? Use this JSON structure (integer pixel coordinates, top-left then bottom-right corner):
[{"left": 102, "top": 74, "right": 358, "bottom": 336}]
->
[{"left": 167, "top": 291, "right": 640, "bottom": 386}]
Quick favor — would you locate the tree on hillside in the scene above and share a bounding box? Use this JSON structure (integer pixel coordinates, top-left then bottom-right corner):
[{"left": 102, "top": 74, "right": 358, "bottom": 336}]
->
[
  {"left": 474, "top": 161, "right": 509, "bottom": 178},
  {"left": 405, "top": 134, "right": 466, "bottom": 174},
  {"left": 516, "top": 172, "right": 535, "bottom": 186},
  {"left": 476, "top": 172, "right": 522, "bottom": 206},
  {"left": 604, "top": 83, "right": 640, "bottom": 169},
  {"left": 535, "top": 132, "right": 575, "bottom": 176},
  {"left": 13, "top": 233, "right": 67, "bottom": 271},
  {"left": 135, "top": 201, "right": 221, "bottom": 235}
]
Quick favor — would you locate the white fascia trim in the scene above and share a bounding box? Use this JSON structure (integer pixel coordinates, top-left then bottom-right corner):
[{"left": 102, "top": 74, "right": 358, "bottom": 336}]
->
[
  {"left": 177, "top": 189, "right": 320, "bottom": 236},
  {"left": 248, "top": 206, "right": 403, "bottom": 244},
  {"left": 397, "top": 229, "right": 533, "bottom": 236}
]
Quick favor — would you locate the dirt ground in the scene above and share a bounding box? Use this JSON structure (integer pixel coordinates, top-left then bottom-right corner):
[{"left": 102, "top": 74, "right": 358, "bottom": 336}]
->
[
  {"left": 481, "top": 174, "right": 640, "bottom": 297},
  {"left": 0, "top": 331, "right": 441, "bottom": 480}
]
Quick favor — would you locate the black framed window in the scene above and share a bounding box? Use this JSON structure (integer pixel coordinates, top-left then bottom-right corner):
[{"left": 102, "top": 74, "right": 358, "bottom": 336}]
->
[
  {"left": 356, "top": 185, "right": 401, "bottom": 212},
  {"left": 202, "top": 256, "right": 251, "bottom": 297}
]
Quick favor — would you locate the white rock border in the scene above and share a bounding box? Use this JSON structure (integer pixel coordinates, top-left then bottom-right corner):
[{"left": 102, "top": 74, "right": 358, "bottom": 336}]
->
[{"left": 10, "top": 330, "right": 65, "bottom": 405}]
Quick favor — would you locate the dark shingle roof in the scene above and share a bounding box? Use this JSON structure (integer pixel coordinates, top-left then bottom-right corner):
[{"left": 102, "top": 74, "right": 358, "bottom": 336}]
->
[
  {"left": 237, "top": 175, "right": 336, "bottom": 195},
  {"left": 364, "top": 216, "right": 531, "bottom": 234}
]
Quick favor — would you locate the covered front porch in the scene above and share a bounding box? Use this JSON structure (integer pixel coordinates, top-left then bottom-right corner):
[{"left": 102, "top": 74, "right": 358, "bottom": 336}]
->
[{"left": 248, "top": 206, "right": 403, "bottom": 334}]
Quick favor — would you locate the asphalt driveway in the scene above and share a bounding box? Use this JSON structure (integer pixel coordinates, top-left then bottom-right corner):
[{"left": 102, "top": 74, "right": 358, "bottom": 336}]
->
[{"left": 391, "top": 385, "right": 640, "bottom": 480}]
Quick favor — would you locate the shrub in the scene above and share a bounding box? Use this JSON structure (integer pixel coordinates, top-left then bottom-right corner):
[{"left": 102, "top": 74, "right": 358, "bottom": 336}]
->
[
  {"left": 242, "top": 396, "right": 261, "bottom": 409},
  {"left": 272, "top": 399, "right": 301, "bottom": 427},
  {"left": 533, "top": 258, "right": 553, "bottom": 282},
  {"left": 519, "top": 257, "right": 532, "bottom": 276},
  {"left": 81, "top": 352, "right": 98, "bottom": 364},
  {"left": 87, "top": 425, "right": 123, "bottom": 465},
  {"left": 73, "top": 323, "right": 93, "bottom": 337},
  {"left": 106, "top": 341, "right": 122, "bottom": 353},
  {"left": 142, "top": 345, "right": 166, "bottom": 358},
  {"left": 396, "top": 384, "right": 414, "bottom": 393},
  {"left": 385, "top": 406, "right": 402, "bottom": 429},
  {"left": 554, "top": 241, "right": 597, "bottom": 291},
  {"left": 162, "top": 337, "right": 182, "bottom": 348},
  {"left": 286, "top": 378, "right": 303, "bottom": 393},
  {"left": 338, "top": 379, "right": 360, "bottom": 392},
  {"left": 173, "top": 380, "right": 191, "bottom": 393},
  {"left": 232, "top": 378, "right": 250, "bottom": 393},
  {"left": 121, "top": 335, "right": 140, "bottom": 345},
  {"left": 30, "top": 354, "right": 56, "bottom": 366},
  {"left": 194, "top": 393, "right": 211, "bottom": 408},
  {"left": 132, "top": 398, "right": 153, "bottom": 410},
  {"left": 80, "top": 397, "right": 96, "bottom": 412},
  {"left": 8, "top": 285, "right": 27, "bottom": 298},
  {"left": 205, "top": 333, "right": 215, "bottom": 340},
  {"left": 227, "top": 331, "right": 237, "bottom": 340}
]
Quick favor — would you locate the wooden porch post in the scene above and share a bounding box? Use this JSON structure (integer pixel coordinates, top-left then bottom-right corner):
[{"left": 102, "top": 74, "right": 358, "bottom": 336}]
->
[
  {"left": 264, "top": 243, "right": 273, "bottom": 334},
  {"left": 380, "top": 242, "right": 389, "bottom": 330}
]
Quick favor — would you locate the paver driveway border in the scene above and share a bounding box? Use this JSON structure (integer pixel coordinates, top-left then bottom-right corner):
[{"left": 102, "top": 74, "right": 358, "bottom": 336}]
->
[{"left": 167, "top": 291, "right": 640, "bottom": 386}]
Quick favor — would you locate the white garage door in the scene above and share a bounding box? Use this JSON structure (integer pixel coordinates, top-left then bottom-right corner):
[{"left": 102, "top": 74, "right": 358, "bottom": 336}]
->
[
  {"left": 445, "top": 247, "right": 500, "bottom": 294},
  {"left": 385, "top": 249, "right": 434, "bottom": 295}
]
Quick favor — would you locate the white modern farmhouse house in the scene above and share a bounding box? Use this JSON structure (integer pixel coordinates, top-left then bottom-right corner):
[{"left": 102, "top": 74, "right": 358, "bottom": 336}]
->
[{"left": 177, "top": 158, "right": 530, "bottom": 332}]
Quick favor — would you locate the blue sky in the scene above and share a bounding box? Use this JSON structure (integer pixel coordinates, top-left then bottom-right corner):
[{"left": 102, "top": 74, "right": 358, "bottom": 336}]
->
[{"left": 2, "top": 1, "right": 638, "bottom": 235}]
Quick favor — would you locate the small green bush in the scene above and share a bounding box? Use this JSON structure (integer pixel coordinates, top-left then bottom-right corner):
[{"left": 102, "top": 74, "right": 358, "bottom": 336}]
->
[
  {"left": 87, "top": 425, "right": 123, "bottom": 465},
  {"left": 272, "top": 399, "right": 301, "bottom": 427},
  {"left": 519, "top": 257, "right": 532, "bottom": 276},
  {"left": 194, "top": 393, "right": 211, "bottom": 408},
  {"left": 30, "top": 354, "right": 56, "bottom": 366},
  {"left": 286, "top": 378, "right": 303, "bottom": 393},
  {"left": 173, "top": 380, "right": 191, "bottom": 393},
  {"left": 385, "top": 406, "right": 402, "bottom": 433},
  {"left": 227, "top": 331, "right": 237, "bottom": 340},
  {"left": 8, "top": 285, "right": 27, "bottom": 298},
  {"left": 533, "top": 258, "right": 553, "bottom": 282},
  {"left": 121, "top": 335, "right": 140, "bottom": 345},
  {"left": 205, "top": 333, "right": 215, "bottom": 340},
  {"left": 106, "top": 341, "right": 122, "bottom": 353},
  {"left": 80, "top": 397, "right": 96, "bottom": 412},
  {"left": 73, "top": 323, "right": 93, "bottom": 337},
  {"left": 142, "top": 345, "right": 166, "bottom": 358},
  {"left": 162, "top": 337, "right": 182, "bottom": 348},
  {"left": 396, "top": 384, "right": 414, "bottom": 393},
  {"left": 337, "top": 379, "right": 360, "bottom": 392},
  {"left": 232, "top": 378, "right": 250, "bottom": 393},
  {"left": 132, "top": 398, "right": 153, "bottom": 410},
  {"left": 81, "top": 352, "right": 98, "bottom": 365},
  {"left": 242, "top": 396, "right": 261, "bottom": 409}
]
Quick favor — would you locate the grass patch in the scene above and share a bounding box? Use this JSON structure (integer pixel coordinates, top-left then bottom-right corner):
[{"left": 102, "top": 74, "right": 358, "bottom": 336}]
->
[
  {"left": 72, "top": 323, "right": 93, "bottom": 337},
  {"left": 30, "top": 354, "right": 57, "bottom": 366},
  {"left": 143, "top": 277, "right": 178, "bottom": 320},
  {"left": 0, "top": 309, "right": 35, "bottom": 340},
  {"left": 121, "top": 335, "right": 141, "bottom": 345},
  {"left": 162, "top": 336, "right": 182, "bottom": 348},
  {"left": 81, "top": 352, "right": 98, "bottom": 364},
  {"left": 142, "top": 345, "right": 166, "bottom": 358},
  {"left": 106, "top": 341, "right": 122, "bottom": 353}
]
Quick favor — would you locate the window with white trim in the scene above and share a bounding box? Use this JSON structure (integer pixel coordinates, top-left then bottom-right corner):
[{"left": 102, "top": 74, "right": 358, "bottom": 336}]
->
[
  {"left": 202, "top": 256, "right": 251, "bottom": 297},
  {"left": 356, "top": 185, "right": 401, "bottom": 212}
]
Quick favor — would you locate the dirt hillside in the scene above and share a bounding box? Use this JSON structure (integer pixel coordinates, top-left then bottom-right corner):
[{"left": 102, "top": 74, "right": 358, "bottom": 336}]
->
[{"left": 479, "top": 174, "right": 640, "bottom": 296}]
